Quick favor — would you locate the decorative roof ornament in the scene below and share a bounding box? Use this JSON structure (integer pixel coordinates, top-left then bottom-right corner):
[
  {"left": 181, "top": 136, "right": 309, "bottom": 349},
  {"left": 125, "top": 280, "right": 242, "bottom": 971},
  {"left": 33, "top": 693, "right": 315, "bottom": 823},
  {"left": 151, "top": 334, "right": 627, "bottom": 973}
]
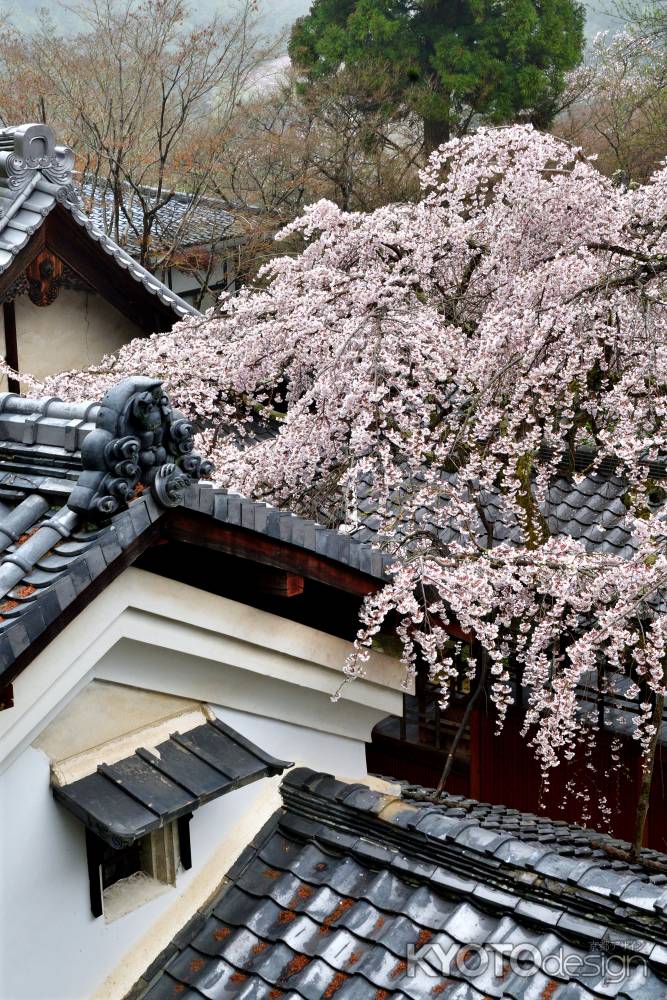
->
[
  {"left": 0, "top": 123, "right": 75, "bottom": 199},
  {"left": 67, "top": 377, "right": 213, "bottom": 518},
  {"left": 0, "top": 121, "right": 199, "bottom": 318}
]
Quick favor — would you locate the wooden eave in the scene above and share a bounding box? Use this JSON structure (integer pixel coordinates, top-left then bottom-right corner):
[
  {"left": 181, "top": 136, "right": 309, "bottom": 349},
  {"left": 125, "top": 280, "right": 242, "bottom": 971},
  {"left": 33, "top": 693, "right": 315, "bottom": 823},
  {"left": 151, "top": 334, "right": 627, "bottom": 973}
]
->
[
  {"left": 0, "top": 507, "right": 385, "bottom": 699},
  {"left": 0, "top": 205, "right": 179, "bottom": 332}
]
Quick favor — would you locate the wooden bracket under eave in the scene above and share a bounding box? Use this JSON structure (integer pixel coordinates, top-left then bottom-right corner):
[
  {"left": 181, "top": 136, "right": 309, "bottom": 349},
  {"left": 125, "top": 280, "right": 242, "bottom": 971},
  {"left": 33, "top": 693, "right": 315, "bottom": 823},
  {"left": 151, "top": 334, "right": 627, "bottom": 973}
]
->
[{"left": 27, "top": 250, "right": 64, "bottom": 306}]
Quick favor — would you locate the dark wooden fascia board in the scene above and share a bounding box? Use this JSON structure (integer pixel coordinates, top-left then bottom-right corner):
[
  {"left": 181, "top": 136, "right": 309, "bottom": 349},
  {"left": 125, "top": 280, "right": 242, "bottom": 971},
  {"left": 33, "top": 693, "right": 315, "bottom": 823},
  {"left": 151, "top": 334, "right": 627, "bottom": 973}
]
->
[
  {"left": 44, "top": 207, "right": 175, "bottom": 333},
  {"left": 0, "top": 208, "right": 178, "bottom": 332},
  {"left": 0, "top": 510, "right": 386, "bottom": 698},
  {"left": 164, "top": 507, "right": 383, "bottom": 599},
  {"left": 0, "top": 226, "right": 46, "bottom": 301}
]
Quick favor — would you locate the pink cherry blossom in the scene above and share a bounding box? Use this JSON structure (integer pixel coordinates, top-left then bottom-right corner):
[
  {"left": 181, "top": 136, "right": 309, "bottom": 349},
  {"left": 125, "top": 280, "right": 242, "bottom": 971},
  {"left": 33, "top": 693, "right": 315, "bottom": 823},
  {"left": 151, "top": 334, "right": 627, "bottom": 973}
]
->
[{"left": 12, "top": 124, "right": 667, "bottom": 796}]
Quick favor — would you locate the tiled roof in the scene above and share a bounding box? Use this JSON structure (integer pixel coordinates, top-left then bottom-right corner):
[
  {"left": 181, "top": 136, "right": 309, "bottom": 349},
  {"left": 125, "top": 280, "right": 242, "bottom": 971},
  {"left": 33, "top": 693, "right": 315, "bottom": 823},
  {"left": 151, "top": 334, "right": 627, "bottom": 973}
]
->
[
  {"left": 0, "top": 382, "right": 391, "bottom": 686},
  {"left": 54, "top": 717, "right": 291, "bottom": 849},
  {"left": 235, "top": 417, "right": 661, "bottom": 562},
  {"left": 351, "top": 469, "right": 646, "bottom": 560},
  {"left": 0, "top": 123, "right": 199, "bottom": 319},
  {"left": 396, "top": 780, "right": 667, "bottom": 868},
  {"left": 134, "top": 769, "right": 667, "bottom": 1000},
  {"left": 79, "top": 179, "right": 235, "bottom": 258}
]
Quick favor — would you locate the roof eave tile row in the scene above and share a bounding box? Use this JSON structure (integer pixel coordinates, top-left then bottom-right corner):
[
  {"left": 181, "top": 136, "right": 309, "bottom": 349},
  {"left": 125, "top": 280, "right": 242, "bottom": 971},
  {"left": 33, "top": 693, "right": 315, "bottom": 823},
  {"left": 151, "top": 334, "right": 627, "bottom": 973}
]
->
[
  {"left": 182, "top": 484, "right": 393, "bottom": 583},
  {"left": 135, "top": 768, "right": 667, "bottom": 1000},
  {"left": 0, "top": 492, "right": 163, "bottom": 684},
  {"left": 280, "top": 770, "right": 667, "bottom": 966}
]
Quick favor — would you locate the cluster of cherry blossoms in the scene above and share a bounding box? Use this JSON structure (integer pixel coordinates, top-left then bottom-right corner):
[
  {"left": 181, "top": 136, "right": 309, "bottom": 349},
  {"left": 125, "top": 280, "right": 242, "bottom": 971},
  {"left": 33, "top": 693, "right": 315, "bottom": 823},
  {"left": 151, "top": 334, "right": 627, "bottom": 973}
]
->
[{"left": 17, "top": 124, "right": 667, "bottom": 782}]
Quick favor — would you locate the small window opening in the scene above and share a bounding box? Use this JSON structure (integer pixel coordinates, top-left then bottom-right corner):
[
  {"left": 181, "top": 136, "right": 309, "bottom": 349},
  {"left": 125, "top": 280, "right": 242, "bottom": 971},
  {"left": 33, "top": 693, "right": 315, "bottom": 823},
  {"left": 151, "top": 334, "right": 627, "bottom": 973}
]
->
[{"left": 86, "top": 814, "right": 192, "bottom": 921}]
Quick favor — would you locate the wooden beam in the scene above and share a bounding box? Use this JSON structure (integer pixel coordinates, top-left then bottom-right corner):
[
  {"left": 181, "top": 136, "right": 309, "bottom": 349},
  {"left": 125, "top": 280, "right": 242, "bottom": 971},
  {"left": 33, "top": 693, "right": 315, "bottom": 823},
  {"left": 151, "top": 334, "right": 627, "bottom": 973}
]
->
[
  {"left": 44, "top": 207, "right": 177, "bottom": 333},
  {"left": 2, "top": 300, "right": 20, "bottom": 394},
  {"left": 164, "top": 508, "right": 383, "bottom": 599},
  {"left": 0, "top": 226, "right": 46, "bottom": 303},
  {"left": 85, "top": 828, "right": 105, "bottom": 918},
  {"left": 254, "top": 568, "right": 305, "bottom": 598}
]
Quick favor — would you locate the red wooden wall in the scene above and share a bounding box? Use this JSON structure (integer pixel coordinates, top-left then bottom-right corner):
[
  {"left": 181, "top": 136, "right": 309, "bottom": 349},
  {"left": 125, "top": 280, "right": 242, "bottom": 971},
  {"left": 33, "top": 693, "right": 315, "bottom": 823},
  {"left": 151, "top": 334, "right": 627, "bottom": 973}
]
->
[{"left": 473, "top": 707, "right": 667, "bottom": 853}]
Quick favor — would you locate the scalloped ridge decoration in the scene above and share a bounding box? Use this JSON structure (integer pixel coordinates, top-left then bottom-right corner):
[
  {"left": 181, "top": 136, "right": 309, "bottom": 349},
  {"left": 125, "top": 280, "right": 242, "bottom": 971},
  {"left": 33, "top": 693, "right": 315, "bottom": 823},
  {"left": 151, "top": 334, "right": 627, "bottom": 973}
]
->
[
  {"left": 68, "top": 377, "right": 213, "bottom": 518},
  {"left": 0, "top": 123, "right": 75, "bottom": 197}
]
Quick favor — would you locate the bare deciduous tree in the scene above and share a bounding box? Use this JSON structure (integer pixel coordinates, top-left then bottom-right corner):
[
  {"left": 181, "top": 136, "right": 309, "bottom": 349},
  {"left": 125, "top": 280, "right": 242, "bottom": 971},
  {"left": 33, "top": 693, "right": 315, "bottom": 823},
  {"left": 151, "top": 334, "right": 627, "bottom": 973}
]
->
[
  {"left": 556, "top": 29, "right": 667, "bottom": 183},
  {"left": 0, "top": 0, "right": 274, "bottom": 268}
]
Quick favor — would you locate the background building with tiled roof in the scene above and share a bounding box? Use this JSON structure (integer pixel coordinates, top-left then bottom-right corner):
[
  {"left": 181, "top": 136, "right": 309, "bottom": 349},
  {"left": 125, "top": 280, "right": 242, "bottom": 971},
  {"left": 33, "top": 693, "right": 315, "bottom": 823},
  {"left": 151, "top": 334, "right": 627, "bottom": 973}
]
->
[
  {"left": 0, "top": 123, "right": 200, "bottom": 391},
  {"left": 78, "top": 178, "right": 250, "bottom": 311}
]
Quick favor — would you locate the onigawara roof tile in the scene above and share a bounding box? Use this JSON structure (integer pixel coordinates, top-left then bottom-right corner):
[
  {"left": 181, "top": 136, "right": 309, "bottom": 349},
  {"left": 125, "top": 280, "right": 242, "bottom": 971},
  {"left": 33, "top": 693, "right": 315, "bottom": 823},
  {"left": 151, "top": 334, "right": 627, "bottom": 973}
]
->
[
  {"left": 0, "top": 380, "right": 392, "bottom": 690},
  {"left": 132, "top": 768, "right": 667, "bottom": 1000},
  {"left": 0, "top": 123, "right": 199, "bottom": 319}
]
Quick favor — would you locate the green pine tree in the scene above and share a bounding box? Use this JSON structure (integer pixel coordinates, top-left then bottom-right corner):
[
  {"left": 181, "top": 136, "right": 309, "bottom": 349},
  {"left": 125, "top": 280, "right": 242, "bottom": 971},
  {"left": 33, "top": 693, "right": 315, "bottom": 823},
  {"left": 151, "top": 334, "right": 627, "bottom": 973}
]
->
[{"left": 289, "top": 0, "right": 585, "bottom": 152}]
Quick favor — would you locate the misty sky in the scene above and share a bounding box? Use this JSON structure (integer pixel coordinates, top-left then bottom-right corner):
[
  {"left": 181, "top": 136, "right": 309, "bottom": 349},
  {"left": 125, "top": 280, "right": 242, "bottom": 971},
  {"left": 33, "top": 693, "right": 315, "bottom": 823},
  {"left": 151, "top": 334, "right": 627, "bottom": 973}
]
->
[
  {"left": 1, "top": 0, "right": 620, "bottom": 43},
  {"left": 0, "top": 1, "right": 309, "bottom": 37}
]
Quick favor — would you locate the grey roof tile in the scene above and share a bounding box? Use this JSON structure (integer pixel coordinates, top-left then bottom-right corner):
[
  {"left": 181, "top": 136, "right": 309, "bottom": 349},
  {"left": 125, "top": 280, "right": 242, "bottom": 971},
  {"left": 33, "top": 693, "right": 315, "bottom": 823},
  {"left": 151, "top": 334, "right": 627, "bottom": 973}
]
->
[{"left": 133, "top": 770, "right": 667, "bottom": 1000}]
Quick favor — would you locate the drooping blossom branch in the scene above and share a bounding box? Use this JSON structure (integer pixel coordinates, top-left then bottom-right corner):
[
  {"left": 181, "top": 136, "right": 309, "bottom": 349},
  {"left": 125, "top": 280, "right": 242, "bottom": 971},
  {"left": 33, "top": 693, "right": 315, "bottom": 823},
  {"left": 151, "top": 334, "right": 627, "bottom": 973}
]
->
[{"left": 9, "top": 125, "right": 667, "bottom": 839}]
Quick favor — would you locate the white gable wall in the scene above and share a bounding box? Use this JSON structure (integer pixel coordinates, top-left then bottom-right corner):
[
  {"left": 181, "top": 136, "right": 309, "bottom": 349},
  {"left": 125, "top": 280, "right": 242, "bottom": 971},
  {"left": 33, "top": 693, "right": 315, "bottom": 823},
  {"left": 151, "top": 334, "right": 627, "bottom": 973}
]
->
[
  {"left": 0, "top": 568, "right": 405, "bottom": 1000},
  {"left": 0, "top": 288, "right": 142, "bottom": 389}
]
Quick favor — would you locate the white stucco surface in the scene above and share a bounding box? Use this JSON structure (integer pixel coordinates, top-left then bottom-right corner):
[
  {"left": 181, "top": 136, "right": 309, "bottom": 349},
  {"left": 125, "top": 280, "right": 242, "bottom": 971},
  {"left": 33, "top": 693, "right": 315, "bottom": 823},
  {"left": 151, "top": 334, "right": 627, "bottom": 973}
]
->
[
  {"left": 0, "top": 568, "right": 404, "bottom": 999},
  {"left": 0, "top": 568, "right": 405, "bottom": 773},
  {"left": 0, "top": 288, "right": 140, "bottom": 386},
  {"left": 0, "top": 709, "right": 366, "bottom": 999}
]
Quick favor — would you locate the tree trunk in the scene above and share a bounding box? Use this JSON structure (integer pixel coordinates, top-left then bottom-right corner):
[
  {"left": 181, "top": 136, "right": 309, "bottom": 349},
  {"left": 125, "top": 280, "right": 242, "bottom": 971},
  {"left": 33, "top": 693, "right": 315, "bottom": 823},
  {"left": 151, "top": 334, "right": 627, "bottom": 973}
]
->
[
  {"left": 423, "top": 117, "right": 450, "bottom": 157},
  {"left": 632, "top": 687, "right": 664, "bottom": 860},
  {"left": 435, "top": 649, "right": 488, "bottom": 797}
]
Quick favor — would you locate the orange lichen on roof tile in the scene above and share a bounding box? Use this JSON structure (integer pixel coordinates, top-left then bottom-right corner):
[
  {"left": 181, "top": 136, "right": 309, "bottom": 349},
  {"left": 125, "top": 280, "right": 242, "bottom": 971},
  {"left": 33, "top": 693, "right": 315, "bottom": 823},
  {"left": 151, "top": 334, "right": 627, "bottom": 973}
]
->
[
  {"left": 251, "top": 941, "right": 269, "bottom": 955},
  {"left": 269, "top": 991, "right": 284, "bottom": 1000},
  {"left": 375, "top": 991, "right": 390, "bottom": 1000},
  {"left": 188, "top": 957, "right": 205, "bottom": 973},
  {"left": 15, "top": 584, "right": 36, "bottom": 598},
  {"left": 17, "top": 528, "right": 39, "bottom": 544},
  {"left": 314, "top": 862, "right": 328, "bottom": 872},
  {"left": 346, "top": 950, "right": 361, "bottom": 967},
  {"left": 213, "top": 926, "right": 231, "bottom": 941},
  {"left": 373, "top": 915, "right": 385, "bottom": 933},
  {"left": 389, "top": 960, "right": 407, "bottom": 980},
  {"left": 416, "top": 929, "right": 432, "bottom": 948},
  {"left": 323, "top": 972, "right": 349, "bottom": 997},
  {"left": 0, "top": 599, "right": 18, "bottom": 612},
  {"left": 173, "top": 985, "right": 186, "bottom": 995},
  {"left": 262, "top": 868, "right": 281, "bottom": 879},
  {"left": 288, "top": 884, "right": 313, "bottom": 908},
  {"left": 320, "top": 897, "right": 354, "bottom": 934},
  {"left": 278, "top": 909, "right": 296, "bottom": 924},
  {"left": 230, "top": 972, "right": 247, "bottom": 983},
  {"left": 280, "top": 954, "right": 311, "bottom": 980},
  {"left": 542, "top": 982, "right": 559, "bottom": 1000}
]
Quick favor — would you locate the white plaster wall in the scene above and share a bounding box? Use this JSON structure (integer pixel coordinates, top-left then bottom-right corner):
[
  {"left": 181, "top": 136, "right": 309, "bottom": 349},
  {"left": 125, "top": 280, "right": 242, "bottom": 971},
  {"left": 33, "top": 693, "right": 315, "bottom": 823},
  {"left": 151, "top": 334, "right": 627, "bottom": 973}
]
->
[
  {"left": 0, "top": 569, "right": 404, "bottom": 999},
  {"left": 0, "top": 706, "right": 364, "bottom": 1000},
  {"left": 0, "top": 289, "right": 141, "bottom": 383},
  {"left": 0, "top": 569, "right": 405, "bottom": 773}
]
